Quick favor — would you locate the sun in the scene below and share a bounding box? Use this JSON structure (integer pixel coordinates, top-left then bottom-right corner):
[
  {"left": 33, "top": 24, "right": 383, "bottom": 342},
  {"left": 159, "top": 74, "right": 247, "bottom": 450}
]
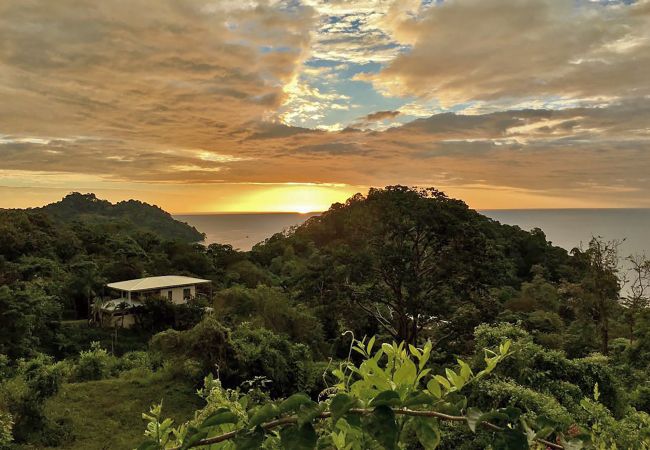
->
[
  {"left": 293, "top": 205, "right": 314, "bottom": 214},
  {"left": 215, "top": 184, "right": 359, "bottom": 213}
]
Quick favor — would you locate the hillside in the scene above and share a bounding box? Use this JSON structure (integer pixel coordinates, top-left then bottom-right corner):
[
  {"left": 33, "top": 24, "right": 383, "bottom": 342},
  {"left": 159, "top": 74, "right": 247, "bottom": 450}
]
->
[
  {"left": 37, "top": 193, "right": 204, "bottom": 243},
  {"left": 1, "top": 186, "right": 649, "bottom": 449}
]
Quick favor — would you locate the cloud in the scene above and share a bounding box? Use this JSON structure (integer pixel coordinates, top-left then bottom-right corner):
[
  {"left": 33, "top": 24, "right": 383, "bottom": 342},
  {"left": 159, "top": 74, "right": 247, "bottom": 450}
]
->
[
  {"left": 362, "top": 0, "right": 650, "bottom": 105},
  {"left": 351, "top": 110, "right": 401, "bottom": 129},
  {"left": 2, "top": 0, "right": 650, "bottom": 209},
  {"left": 0, "top": 0, "right": 315, "bottom": 157}
]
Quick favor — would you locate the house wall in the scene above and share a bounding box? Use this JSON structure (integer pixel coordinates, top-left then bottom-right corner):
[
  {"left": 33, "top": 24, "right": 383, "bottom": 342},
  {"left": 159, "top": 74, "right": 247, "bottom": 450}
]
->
[{"left": 158, "top": 285, "right": 195, "bottom": 304}]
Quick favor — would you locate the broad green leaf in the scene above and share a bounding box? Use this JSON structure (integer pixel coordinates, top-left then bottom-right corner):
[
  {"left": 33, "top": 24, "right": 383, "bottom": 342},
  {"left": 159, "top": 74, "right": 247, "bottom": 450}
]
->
[
  {"left": 279, "top": 393, "right": 314, "bottom": 415},
  {"left": 445, "top": 368, "right": 463, "bottom": 390},
  {"left": 434, "top": 375, "right": 450, "bottom": 390},
  {"left": 248, "top": 403, "right": 279, "bottom": 427},
  {"left": 408, "top": 344, "right": 422, "bottom": 360},
  {"left": 414, "top": 417, "right": 440, "bottom": 449},
  {"left": 297, "top": 402, "right": 323, "bottom": 427},
  {"left": 426, "top": 378, "right": 441, "bottom": 398},
  {"left": 200, "top": 408, "right": 238, "bottom": 428},
  {"left": 402, "top": 391, "right": 435, "bottom": 407},
  {"left": 352, "top": 346, "right": 367, "bottom": 357},
  {"left": 369, "top": 390, "right": 401, "bottom": 407},
  {"left": 280, "top": 423, "right": 317, "bottom": 450},
  {"left": 393, "top": 357, "right": 417, "bottom": 386},
  {"left": 363, "top": 405, "right": 398, "bottom": 450},
  {"left": 458, "top": 360, "right": 472, "bottom": 381},
  {"left": 181, "top": 427, "right": 207, "bottom": 450},
  {"left": 330, "top": 393, "right": 358, "bottom": 424}
]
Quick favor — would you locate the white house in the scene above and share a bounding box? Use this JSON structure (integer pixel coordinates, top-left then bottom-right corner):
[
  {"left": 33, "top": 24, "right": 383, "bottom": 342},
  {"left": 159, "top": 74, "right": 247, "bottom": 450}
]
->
[
  {"left": 98, "top": 275, "right": 212, "bottom": 328},
  {"left": 106, "top": 275, "right": 212, "bottom": 304}
]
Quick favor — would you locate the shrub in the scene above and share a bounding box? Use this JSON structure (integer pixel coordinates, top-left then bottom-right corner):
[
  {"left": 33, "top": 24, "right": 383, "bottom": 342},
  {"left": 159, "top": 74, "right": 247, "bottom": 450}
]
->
[
  {"left": 214, "top": 285, "right": 325, "bottom": 355},
  {"left": 230, "top": 324, "right": 313, "bottom": 397},
  {"left": 631, "top": 385, "right": 650, "bottom": 413},
  {"left": 0, "top": 354, "right": 64, "bottom": 444},
  {"left": 116, "top": 350, "right": 155, "bottom": 372},
  {"left": 74, "top": 342, "right": 117, "bottom": 381},
  {"left": 0, "top": 409, "right": 12, "bottom": 448},
  {"left": 474, "top": 379, "right": 574, "bottom": 428}
]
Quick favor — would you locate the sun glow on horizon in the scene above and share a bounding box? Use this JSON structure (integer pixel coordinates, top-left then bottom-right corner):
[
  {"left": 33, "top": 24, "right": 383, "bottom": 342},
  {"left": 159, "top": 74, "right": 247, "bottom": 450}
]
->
[{"left": 206, "top": 184, "right": 360, "bottom": 214}]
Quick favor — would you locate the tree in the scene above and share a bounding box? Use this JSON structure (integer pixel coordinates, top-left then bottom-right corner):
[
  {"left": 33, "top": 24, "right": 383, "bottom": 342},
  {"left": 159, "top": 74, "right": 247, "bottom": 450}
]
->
[
  {"left": 65, "top": 260, "right": 105, "bottom": 319},
  {"left": 571, "top": 237, "right": 622, "bottom": 355},
  {"left": 622, "top": 254, "right": 650, "bottom": 342},
  {"left": 299, "top": 186, "right": 504, "bottom": 345}
]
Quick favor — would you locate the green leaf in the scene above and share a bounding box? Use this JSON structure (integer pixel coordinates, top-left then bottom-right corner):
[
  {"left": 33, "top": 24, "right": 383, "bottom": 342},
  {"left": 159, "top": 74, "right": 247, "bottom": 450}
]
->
[
  {"left": 408, "top": 344, "right": 422, "bottom": 360},
  {"left": 458, "top": 360, "right": 472, "bottom": 381},
  {"left": 369, "top": 390, "right": 401, "bottom": 407},
  {"left": 402, "top": 391, "right": 435, "bottom": 407},
  {"left": 393, "top": 357, "right": 417, "bottom": 386},
  {"left": 248, "top": 403, "right": 279, "bottom": 427},
  {"left": 420, "top": 341, "right": 432, "bottom": 370},
  {"left": 330, "top": 393, "right": 358, "bottom": 424},
  {"left": 280, "top": 423, "right": 318, "bottom": 450},
  {"left": 279, "top": 393, "right": 314, "bottom": 415},
  {"left": 426, "top": 378, "right": 442, "bottom": 398},
  {"left": 363, "top": 405, "right": 398, "bottom": 450},
  {"left": 234, "top": 427, "right": 265, "bottom": 450},
  {"left": 500, "top": 340, "right": 511, "bottom": 356},
  {"left": 434, "top": 375, "right": 450, "bottom": 390},
  {"left": 414, "top": 417, "right": 440, "bottom": 449},
  {"left": 181, "top": 427, "right": 207, "bottom": 450},
  {"left": 445, "top": 368, "right": 464, "bottom": 390},
  {"left": 367, "top": 336, "right": 376, "bottom": 354},
  {"left": 297, "top": 402, "right": 323, "bottom": 427},
  {"left": 466, "top": 407, "right": 483, "bottom": 433},
  {"left": 200, "top": 408, "right": 238, "bottom": 428}
]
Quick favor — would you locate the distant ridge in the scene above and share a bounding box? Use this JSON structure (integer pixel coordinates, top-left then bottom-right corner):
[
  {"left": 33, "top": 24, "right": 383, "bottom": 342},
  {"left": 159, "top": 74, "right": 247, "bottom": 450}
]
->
[{"left": 36, "top": 192, "right": 205, "bottom": 243}]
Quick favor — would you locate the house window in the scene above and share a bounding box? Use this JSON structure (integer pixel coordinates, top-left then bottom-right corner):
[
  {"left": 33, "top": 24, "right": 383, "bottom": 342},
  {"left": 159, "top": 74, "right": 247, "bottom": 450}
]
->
[
  {"left": 167, "top": 290, "right": 173, "bottom": 301},
  {"left": 183, "top": 288, "right": 191, "bottom": 299}
]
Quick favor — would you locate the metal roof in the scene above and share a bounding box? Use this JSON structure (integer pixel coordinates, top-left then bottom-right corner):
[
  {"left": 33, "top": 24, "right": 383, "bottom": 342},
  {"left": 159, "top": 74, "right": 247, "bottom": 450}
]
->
[{"left": 106, "top": 275, "right": 211, "bottom": 292}]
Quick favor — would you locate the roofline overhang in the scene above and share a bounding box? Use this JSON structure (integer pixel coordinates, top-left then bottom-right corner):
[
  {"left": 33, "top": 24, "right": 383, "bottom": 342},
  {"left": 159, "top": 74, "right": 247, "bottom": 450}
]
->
[{"left": 106, "top": 280, "right": 212, "bottom": 292}]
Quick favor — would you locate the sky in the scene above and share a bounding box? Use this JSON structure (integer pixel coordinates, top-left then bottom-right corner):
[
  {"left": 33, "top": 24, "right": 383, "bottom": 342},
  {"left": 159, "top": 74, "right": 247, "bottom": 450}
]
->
[{"left": 1, "top": 0, "right": 650, "bottom": 213}]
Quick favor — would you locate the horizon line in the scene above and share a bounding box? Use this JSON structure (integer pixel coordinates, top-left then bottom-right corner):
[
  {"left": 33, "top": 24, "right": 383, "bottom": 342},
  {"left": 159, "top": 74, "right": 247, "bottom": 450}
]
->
[{"left": 171, "top": 207, "right": 650, "bottom": 215}]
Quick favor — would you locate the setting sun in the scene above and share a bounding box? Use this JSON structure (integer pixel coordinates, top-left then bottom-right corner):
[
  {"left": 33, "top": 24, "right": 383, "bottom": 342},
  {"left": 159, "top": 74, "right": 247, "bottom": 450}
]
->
[{"left": 210, "top": 184, "right": 360, "bottom": 213}]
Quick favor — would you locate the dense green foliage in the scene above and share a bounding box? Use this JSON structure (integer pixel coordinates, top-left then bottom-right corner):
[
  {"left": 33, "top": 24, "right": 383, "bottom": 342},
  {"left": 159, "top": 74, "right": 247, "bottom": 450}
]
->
[
  {"left": 39, "top": 192, "right": 204, "bottom": 243},
  {"left": 1, "top": 186, "right": 649, "bottom": 449}
]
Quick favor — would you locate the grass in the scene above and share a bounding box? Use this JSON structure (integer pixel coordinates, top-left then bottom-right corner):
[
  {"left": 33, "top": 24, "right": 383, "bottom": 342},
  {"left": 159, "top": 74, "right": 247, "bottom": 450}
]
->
[{"left": 36, "top": 373, "right": 202, "bottom": 450}]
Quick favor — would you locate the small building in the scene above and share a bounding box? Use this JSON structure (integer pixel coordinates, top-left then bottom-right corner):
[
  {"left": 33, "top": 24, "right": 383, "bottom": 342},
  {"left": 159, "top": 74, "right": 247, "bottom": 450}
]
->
[
  {"left": 106, "top": 275, "right": 212, "bottom": 304},
  {"left": 98, "top": 275, "right": 212, "bottom": 328}
]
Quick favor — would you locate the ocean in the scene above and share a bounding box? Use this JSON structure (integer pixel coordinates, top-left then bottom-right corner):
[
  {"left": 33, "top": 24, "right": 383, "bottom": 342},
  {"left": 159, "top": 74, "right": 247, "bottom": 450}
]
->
[{"left": 174, "top": 209, "right": 650, "bottom": 260}]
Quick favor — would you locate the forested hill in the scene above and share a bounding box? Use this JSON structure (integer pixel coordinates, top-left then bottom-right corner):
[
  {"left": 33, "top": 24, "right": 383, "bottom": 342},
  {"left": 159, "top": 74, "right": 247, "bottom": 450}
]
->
[
  {"left": 37, "top": 192, "right": 204, "bottom": 243},
  {"left": 1, "top": 186, "right": 649, "bottom": 449}
]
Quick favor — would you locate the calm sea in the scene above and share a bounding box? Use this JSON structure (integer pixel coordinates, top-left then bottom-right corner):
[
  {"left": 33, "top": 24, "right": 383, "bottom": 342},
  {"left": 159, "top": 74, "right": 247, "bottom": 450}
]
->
[{"left": 174, "top": 209, "right": 650, "bottom": 259}]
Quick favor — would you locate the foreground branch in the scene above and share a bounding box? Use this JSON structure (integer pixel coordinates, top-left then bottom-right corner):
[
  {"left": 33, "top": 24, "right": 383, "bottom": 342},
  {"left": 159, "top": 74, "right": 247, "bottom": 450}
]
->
[{"left": 170, "top": 407, "right": 564, "bottom": 450}]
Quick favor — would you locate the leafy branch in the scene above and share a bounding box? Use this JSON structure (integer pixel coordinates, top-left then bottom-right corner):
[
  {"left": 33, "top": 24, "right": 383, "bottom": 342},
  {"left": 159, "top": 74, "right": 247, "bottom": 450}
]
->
[{"left": 139, "top": 337, "right": 578, "bottom": 450}]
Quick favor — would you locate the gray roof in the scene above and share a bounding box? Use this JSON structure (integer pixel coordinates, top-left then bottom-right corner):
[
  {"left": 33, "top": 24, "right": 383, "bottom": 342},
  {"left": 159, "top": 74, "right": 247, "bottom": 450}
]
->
[{"left": 106, "top": 275, "right": 211, "bottom": 292}]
